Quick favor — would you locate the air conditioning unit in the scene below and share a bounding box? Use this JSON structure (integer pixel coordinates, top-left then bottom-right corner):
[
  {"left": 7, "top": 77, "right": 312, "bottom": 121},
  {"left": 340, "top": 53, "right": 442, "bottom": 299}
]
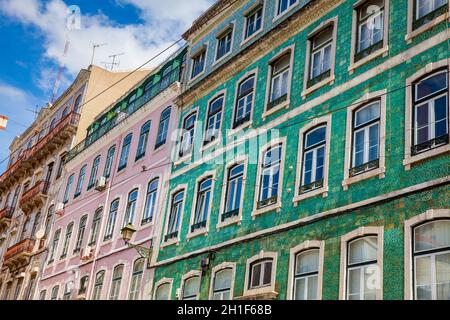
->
[
  {"left": 80, "top": 246, "right": 93, "bottom": 261},
  {"left": 55, "top": 202, "right": 65, "bottom": 217},
  {"left": 94, "top": 176, "right": 107, "bottom": 191}
]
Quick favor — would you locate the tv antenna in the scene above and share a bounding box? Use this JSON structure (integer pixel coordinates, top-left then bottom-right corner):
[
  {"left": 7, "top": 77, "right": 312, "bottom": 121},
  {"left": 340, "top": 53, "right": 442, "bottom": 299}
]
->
[
  {"left": 102, "top": 53, "right": 124, "bottom": 71},
  {"left": 90, "top": 43, "right": 108, "bottom": 66},
  {"left": 25, "top": 105, "right": 40, "bottom": 120}
]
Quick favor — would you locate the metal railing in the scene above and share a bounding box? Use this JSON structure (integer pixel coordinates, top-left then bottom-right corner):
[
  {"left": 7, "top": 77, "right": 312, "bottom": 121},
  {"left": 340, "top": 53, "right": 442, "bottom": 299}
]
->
[
  {"left": 19, "top": 180, "right": 49, "bottom": 207},
  {"left": 4, "top": 238, "right": 35, "bottom": 262}
]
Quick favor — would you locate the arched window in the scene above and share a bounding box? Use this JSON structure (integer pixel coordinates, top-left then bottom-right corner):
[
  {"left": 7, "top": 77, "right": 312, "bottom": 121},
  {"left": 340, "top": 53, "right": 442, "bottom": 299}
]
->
[
  {"left": 63, "top": 281, "right": 73, "bottom": 300},
  {"left": 104, "top": 199, "right": 119, "bottom": 241},
  {"left": 293, "top": 249, "right": 320, "bottom": 300},
  {"left": 73, "top": 215, "right": 88, "bottom": 253},
  {"left": 249, "top": 258, "right": 273, "bottom": 290},
  {"left": 300, "top": 126, "right": 326, "bottom": 193},
  {"left": 142, "top": 178, "right": 159, "bottom": 225},
  {"left": 44, "top": 205, "right": 55, "bottom": 238},
  {"left": 234, "top": 76, "right": 255, "bottom": 128},
  {"left": 123, "top": 189, "right": 138, "bottom": 226},
  {"left": 128, "top": 258, "right": 145, "bottom": 300},
  {"left": 49, "top": 117, "right": 58, "bottom": 131},
  {"left": 109, "top": 264, "right": 124, "bottom": 300},
  {"left": 257, "top": 144, "right": 282, "bottom": 208},
  {"left": 63, "top": 174, "right": 74, "bottom": 204},
  {"left": 135, "top": 120, "right": 151, "bottom": 161},
  {"left": 346, "top": 236, "right": 379, "bottom": 300},
  {"left": 154, "top": 282, "right": 171, "bottom": 300},
  {"left": 74, "top": 95, "right": 82, "bottom": 114},
  {"left": 165, "top": 190, "right": 184, "bottom": 241},
  {"left": 78, "top": 275, "right": 89, "bottom": 296},
  {"left": 74, "top": 165, "right": 87, "bottom": 198},
  {"left": 118, "top": 133, "right": 133, "bottom": 171},
  {"left": 89, "top": 207, "right": 103, "bottom": 245},
  {"left": 61, "top": 222, "right": 74, "bottom": 258},
  {"left": 179, "top": 113, "right": 197, "bottom": 157},
  {"left": 48, "top": 228, "right": 61, "bottom": 263},
  {"left": 92, "top": 271, "right": 105, "bottom": 300},
  {"left": 155, "top": 107, "right": 171, "bottom": 149},
  {"left": 103, "top": 145, "right": 116, "bottom": 179},
  {"left": 204, "top": 95, "right": 223, "bottom": 145},
  {"left": 212, "top": 268, "right": 233, "bottom": 300},
  {"left": 223, "top": 163, "right": 244, "bottom": 221},
  {"left": 413, "top": 220, "right": 450, "bottom": 300},
  {"left": 182, "top": 276, "right": 200, "bottom": 300},
  {"left": 268, "top": 52, "right": 291, "bottom": 109},
  {"left": 88, "top": 155, "right": 101, "bottom": 189},
  {"left": 50, "top": 285, "right": 59, "bottom": 300},
  {"left": 191, "top": 177, "right": 213, "bottom": 233}
]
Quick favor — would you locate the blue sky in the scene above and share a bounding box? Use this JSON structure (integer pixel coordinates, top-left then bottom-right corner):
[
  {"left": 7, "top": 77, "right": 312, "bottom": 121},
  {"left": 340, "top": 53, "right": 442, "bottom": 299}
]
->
[{"left": 0, "top": 0, "right": 213, "bottom": 172}]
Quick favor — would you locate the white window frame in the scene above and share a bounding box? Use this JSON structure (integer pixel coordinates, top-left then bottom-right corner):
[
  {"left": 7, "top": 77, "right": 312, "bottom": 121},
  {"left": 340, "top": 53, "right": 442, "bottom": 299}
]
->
[
  {"left": 187, "top": 171, "right": 216, "bottom": 239},
  {"left": 342, "top": 90, "right": 387, "bottom": 190},
  {"left": 349, "top": 0, "right": 390, "bottom": 72},
  {"left": 180, "top": 270, "right": 202, "bottom": 300},
  {"left": 403, "top": 208, "right": 450, "bottom": 299},
  {"left": 91, "top": 269, "right": 106, "bottom": 300},
  {"left": 141, "top": 175, "right": 161, "bottom": 226},
  {"left": 252, "top": 137, "right": 286, "bottom": 218},
  {"left": 127, "top": 258, "right": 145, "bottom": 300},
  {"left": 103, "top": 197, "right": 121, "bottom": 242},
  {"left": 339, "top": 226, "right": 384, "bottom": 300},
  {"left": 189, "top": 46, "right": 208, "bottom": 82},
  {"left": 161, "top": 185, "right": 188, "bottom": 248},
  {"left": 202, "top": 90, "right": 226, "bottom": 151},
  {"left": 273, "top": 0, "right": 299, "bottom": 22},
  {"left": 302, "top": 17, "right": 338, "bottom": 97},
  {"left": 153, "top": 278, "right": 173, "bottom": 300},
  {"left": 241, "top": 2, "right": 265, "bottom": 45},
  {"left": 406, "top": 0, "right": 449, "bottom": 42},
  {"left": 176, "top": 109, "right": 199, "bottom": 163},
  {"left": 108, "top": 262, "right": 127, "bottom": 301},
  {"left": 214, "top": 24, "right": 235, "bottom": 65},
  {"left": 403, "top": 60, "right": 450, "bottom": 170},
  {"left": 209, "top": 262, "right": 236, "bottom": 300},
  {"left": 243, "top": 251, "right": 278, "bottom": 298},
  {"left": 287, "top": 240, "right": 325, "bottom": 300}
]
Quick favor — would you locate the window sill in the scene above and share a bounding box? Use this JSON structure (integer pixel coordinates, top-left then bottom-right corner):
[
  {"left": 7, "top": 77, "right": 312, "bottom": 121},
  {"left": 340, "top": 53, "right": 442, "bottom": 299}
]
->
[
  {"left": 342, "top": 167, "right": 385, "bottom": 191},
  {"left": 252, "top": 202, "right": 281, "bottom": 218},
  {"left": 228, "top": 121, "right": 252, "bottom": 137},
  {"left": 405, "top": 13, "right": 448, "bottom": 43},
  {"left": 262, "top": 99, "right": 290, "bottom": 120},
  {"left": 188, "top": 71, "right": 205, "bottom": 85},
  {"left": 403, "top": 144, "right": 450, "bottom": 170},
  {"left": 238, "top": 290, "right": 278, "bottom": 300},
  {"left": 186, "top": 229, "right": 208, "bottom": 240},
  {"left": 302, "top": 75, "right": 335, "bottom": 98},
  {"left": 174, "top": 154, "right": 192, "bottom": 167},
  {"left": 240, "top": 28, "right": 263, "bottom": 47},
  {"left": 348, "top": 46, "right": 389, "bottom": 73},
  {"left": 217, "top": 216, "right": 241, "bottom": 229},
  {"left": 213, "top": 52, "right": 232, "bottom": 67},
  {"left": 161, "top": 238, "right": 179, "bottom": 249},
  {"left": 272, "top": 3, "right": 299, "bottom": 23},
  {"left": 201, "top": 135, "right": 222, "bottom": 153},
  {"left": 293, "top": 187, "right": 328, "bottom": 204}
]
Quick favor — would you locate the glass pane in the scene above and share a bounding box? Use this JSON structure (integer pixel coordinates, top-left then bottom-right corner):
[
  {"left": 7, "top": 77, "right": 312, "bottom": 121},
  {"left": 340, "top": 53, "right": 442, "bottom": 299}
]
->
[
  {"left": 435, "top": 96, "right": 448, "bottom": 137},
  {"left": 251, "top": 264, "right": 262, "bottom": 287},
  {"left": 214, "top": 269, "right": 232, "bottom": 291},
  {"left": 354, "top": 130, "right": 365, "bottom": 167},
  {"left": 355, "top": 102, "right": 380, "bottom": 127},
  {"left": 263, "top": 262, "right": 273, "bottom": 285},
  {"left": 348, "top": 268, "right": 361, "bottom": 300},
  {"left": 369, "top": 124, "right": 379, "bottom": 161},
  {"left": 416, "top": 72, "right": 448, "bottom": 100},
  {"left": 307, "top": 275, "right": 318, "bottom": 300},
  {"left": 414, "top": 221, "right": 450, "bottom": 252},
  {"left": 363, "top": 265, "right": 378, "bottom": 300},
  {"left": 183, "top": 277, "right": 199, "bottom": 299},
  {"left": 295, "top": 249, "right": 319, "bottom": 275},
  {"left": 305, "top": 126, "right": 326, "bottom": 148},
  {"left": 349, "top": 237, "right": 378, "bottom": 265},
  {"left": 294, "top": 278, "right": 306, "bottom": 300},
  {"left": 416, "top": 256, "right": 432, "bottom": 300},
  {"left": 155, "top": 284, "right": 170, "bottom": 300},
  {"left": 436, "top": 253, "right": 450, "bottom": 300}
]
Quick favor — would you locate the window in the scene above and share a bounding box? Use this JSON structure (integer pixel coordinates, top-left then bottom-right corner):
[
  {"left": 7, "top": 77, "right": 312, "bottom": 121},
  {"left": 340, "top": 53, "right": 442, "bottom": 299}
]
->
[
  {"left": 60, "top": 222, "right": 74, "bottom": 259},
  {"left": 179, "top": 113, "right": 197, "bottom": 157},
  {"left": 355, "top": 0, "right": 385, "bottom": 62},
  {"left": 249, "top": 259, "right": 273, "bottom": 290},
  {"left": 50, "top": 285, "right": 59, "bottom": 300},
  {"left": 79, "top": 276, "right": 89, "bottom": 296},
  {"left": 268, "top": 53, "right": 291, "bottom": 110},
  {"left": 142, "top": 178, "right": 158, "bottom": 225},
  {"left": 13, "top": 278, "right": 23, "bottom": 300},
  {"left": 413, "top": 0, "right": 448, "bottom": 30},
  {"left": 244, "top": 5, "right": 263, "bottom": 39},
  {"left": 346, "top": 236, "right": 379, "bottom": 300},
  {"left": 24, "top": 274, "right": 37, "bottom": 300},
  {"left": 118, "top": 133, "right": 133, "bottom": 171},
  {"left": 44, "top": 205, "right": 55, "bottom": 238},
  {"left": 39, "top": 290, "right": 46, "bottom": 301},
  {"left": 48, "top": 229, "right": 61, "bottom": 263},
  {"left": 155, "top": 283, "right": 171, "bottom": 300},
  {"left": 123, "top": 189, "right": 138, "bottom": 226},
  {"left": 136, "top": 121, "right": 151, "bottom": 161},
  {"left": 182, "top": 276, "right": 200, "bottom": 300},
  {"left": 293, "top": 249, "right": 320, "bottom": 300},
  {"left": 89, "top": 208, "right": 103, "bottom": 245},
  {"left": 165, "top": 190, "right": 184, "bottom": 242},
  {"left": 109, "top": 264, "right": 124, "bottom": 300},
  {"left": 103, "top": 146, "right": 116, "bottom": 179},
  {"left": 234, "top": 76, "right": 255, "bottom": 128},
  {"left": 56, "top": 153, "right": 67, "bottom": 179},
  {"left": 412, "top": 70, "right": 448, "bottom": 155},
  {"left": 300, "top": 126, "right": 326, "bottom": 193},
  {"left": 104, "top": 199, "right": 119, "bottom": 241},
  {"left": 74, "top": 165, "right": 87, "bottom": 198},
  {"left": 74, "top": 95, "right": 82, "bottom": 114},
  {"left": 49, "top": 117, "right": 57, "bottom": 131},
  {"left": 413, "top": 220, "right": 450, "bottom": 300},
  {"left": 216, "top": 28, "right": 233, "bottom": 61},
  {"left": 257, "top": 144, "right": 282, "bottom": 209},
  {"left": 191, "top": 49, "right": 206, "bottom": 79},
  {"left": 92, "top": 271, "right": 105, "bottom": 300},
  {"left": 160, "top": 65, "right": 173, "bottom": 89},
  {"left": 31, "top": 212, "right": 41, "bottom": 239},
  {"left": 128, "top": 258, "right": 145, "bottom": 300},
  {"left": 3, "top": 282, "right": 12, "bottom": 300},
  {"left": 212, "top": 268, "right": 233, "bottom": 300},
  {"left": 88, "top": 156, "right": 101, "bottom": 189},
  {"left": 191, "top": 177, "right": 213, "bottom": 233},
  {"left": 155, "top": 107, "right": 171, "bottom": 149},
  {"left": 63, "top": 174, "right": 75, "bottom": 203},
  {"left": 277, "top": 0, "right": 297, "bottom": 16},
  {"left": 222, "top": 164, "right": 244, "bottom": 222},
  {"left": 63, "top": 282, "right": 72, "bottom": 300},
  {"left": 20, "top": 216, "right": 31, "bottom": 241},
  {"left": 204, "top": 96, "right": 223, "bottom": 145},
  {"left": 73, "top": 215, "right": 88, "bottom": 253},
  {"left": 308, "top": 26, "right": 333, "bottom": 87},
  {"left": 351, "top": 101, "right": 381, "bottom": 176}
]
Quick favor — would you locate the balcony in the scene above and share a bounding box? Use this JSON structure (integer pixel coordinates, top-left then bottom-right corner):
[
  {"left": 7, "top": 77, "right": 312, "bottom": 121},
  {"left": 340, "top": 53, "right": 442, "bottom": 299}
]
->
[
  {"left": 0, "top": 113, "right": 79, "bottom": 192},
  {"left": 0, "top": 206, "right": 14, "bottom": 231},
  {"left": 19, "top": 180, "right": 49, "bottom": 214},
  {"left": 3, "top": 238, "right": 35, "bottom": 271}
]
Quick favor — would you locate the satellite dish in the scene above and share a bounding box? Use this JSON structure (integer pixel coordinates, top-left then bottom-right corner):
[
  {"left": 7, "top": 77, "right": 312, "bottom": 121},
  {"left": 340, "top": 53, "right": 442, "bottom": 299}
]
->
[{"left": 35, "top": 229, "right": 45, "bottom": 240}]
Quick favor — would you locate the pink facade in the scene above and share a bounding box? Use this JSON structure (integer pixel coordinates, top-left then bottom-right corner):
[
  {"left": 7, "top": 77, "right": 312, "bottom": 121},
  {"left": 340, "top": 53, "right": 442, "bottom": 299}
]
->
[{"left": 38, "top": 80, "right": 181, "bottom": 300}]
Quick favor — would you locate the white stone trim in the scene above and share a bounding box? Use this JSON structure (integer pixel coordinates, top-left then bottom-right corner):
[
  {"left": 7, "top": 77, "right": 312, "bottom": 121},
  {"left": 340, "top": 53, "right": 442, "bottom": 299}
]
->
[
  {"left": 403, "top": 59, "right": 450, "bottom": 170},
  {"left": 286, "top": 240, "right": 325, "bottom": 300},
  {"left": 403, "top": 208, "right": 450, "bottom": 300},
  {"left": 243, "top": 251, "right": 278, "bottom": 297},
  {"left": 180, "top": 270, "right": 202, "bottom": 300},
  {"left": 213, "top": 22, "right": 236, "bottom": 66},
  {"left": 240, "top": 1, "right": 265, "bottom": 46},
  {"left": 342, "top": 90, "right": 387, "bottom": 190},
  {"left": 348, "top": 0, "right": 390, "bottom": 72},
  {"left": 273, "top": 0, "right": 299, "bottom": 23},
  {"left": 209, "top": 262, "right": 236, "bottom": 300},
  {"left": 161, "top": 184, "right": 188, "bottom": 248},
  {"left": 302, "top": 16, "right": 338, "bottom": 98},
  {"left": 293, "top": 114, "right": 331, "bottom": 203},
  {"left": 175, "top": 107, "right": 199, "bottom": 165},
  {"left": 188, "top": 44, "right": 208, "bottom": 84},
  {"left": 153, "top": 277, "right": 173, "bottom": 300},
  {"left": 186, "top": 170, "right": 216, "bottom": 239},
  {"left": 339, "top": 226, "right": 384, "bottom": 300},
  {"left": 252, "top": 136, "right": 287, "bottom": 218},
  {"left": 201, "top": 90, "right": 227, "bottom": 152}
]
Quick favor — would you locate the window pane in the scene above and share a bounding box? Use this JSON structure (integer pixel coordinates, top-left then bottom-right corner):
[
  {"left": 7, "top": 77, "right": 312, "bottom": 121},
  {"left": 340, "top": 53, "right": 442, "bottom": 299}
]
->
[
  {"left": 305, "top": 126, "right": 326, "bottom": 148},
  {"left": 355, "top": 102, "right": 380, "bottom": 127},
  {"left": 263, "top": 262, "right": 272, "bottom": 285},
  {"left": 349, "top": 237, "right": 378, "bottom": 265},
  {"left": 348, "top": 268, "right": 361, "bottom": 300},
  {"left": 416, "top": 256, "right": 432, "bottom": 300},
  {"left": 307, "top": 275, "right": 318, "bottom": 300},
  {"left": 414, "top": 221, "right": 450, "bottom": 252},
  {"left": 251, "top": 264, "right": 262, "bottom": 287},
  {"left": 155, "top": 284, "right": 170, "bottom": 300},
  {"left": 183, "top": 277, "right": 200, "bottom": 299},
  {"left": 295, "top": 250, "right": 319, "bottom": 275},
  {"left": 436, "top": 253, "right": 450, "bottom": 300},
  {"left": 416, "top": 72, "right": 448, "bottom": 100},
  {"left": 435, "top": 96, "right": 448, "bottom": 137},
  {"left": 294, "top": 278, "right": 306, "bottom": 300},
  {"left": 214, "top": 269, "right": 232, "bottom": 291}
]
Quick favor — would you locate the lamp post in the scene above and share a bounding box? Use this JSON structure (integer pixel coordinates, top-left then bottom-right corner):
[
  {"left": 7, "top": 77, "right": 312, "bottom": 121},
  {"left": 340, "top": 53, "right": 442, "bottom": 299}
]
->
[{"left": 120, "top": 224, "right": 153, "bottom": 266}]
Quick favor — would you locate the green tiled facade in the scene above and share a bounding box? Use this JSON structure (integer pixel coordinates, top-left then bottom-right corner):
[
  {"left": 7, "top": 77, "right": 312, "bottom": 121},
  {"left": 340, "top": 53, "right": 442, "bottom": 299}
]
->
[{"left": 153, "top": 0, "right": 450, "bottom": 300}]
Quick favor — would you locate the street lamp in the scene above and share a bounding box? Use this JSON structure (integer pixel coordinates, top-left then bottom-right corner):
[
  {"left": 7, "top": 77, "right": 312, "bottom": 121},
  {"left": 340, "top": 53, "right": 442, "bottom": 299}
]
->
[{"left": 120, "top": 224, "right": 153, "bottom": 265}]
